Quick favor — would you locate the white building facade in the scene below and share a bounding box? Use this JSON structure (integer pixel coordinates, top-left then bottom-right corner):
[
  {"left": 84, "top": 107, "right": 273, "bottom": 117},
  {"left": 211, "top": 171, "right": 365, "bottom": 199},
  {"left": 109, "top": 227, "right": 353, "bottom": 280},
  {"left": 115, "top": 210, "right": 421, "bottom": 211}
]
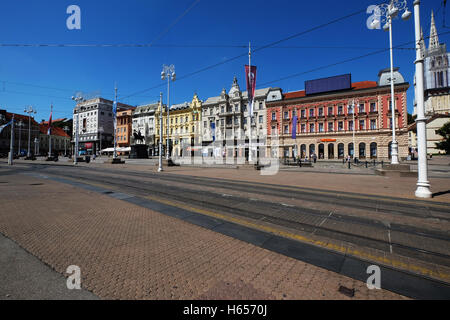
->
[{"left": 201, "top": 77, "right": 272, "bottom": 160}]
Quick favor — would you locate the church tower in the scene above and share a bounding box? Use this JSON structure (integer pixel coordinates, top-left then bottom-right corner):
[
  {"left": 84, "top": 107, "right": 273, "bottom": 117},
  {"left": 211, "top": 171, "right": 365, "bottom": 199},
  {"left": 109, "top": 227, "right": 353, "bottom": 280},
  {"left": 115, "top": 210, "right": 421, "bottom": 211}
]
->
[{"left": 423, "top": 11, "right": 450, "bottom": 115}]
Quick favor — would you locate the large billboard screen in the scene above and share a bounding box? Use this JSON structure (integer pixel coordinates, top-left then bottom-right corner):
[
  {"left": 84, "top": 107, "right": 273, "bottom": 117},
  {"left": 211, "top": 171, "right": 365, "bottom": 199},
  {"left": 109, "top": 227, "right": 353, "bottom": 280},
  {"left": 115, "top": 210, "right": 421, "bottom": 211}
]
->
[{"left": 305, "top": 74, "right": 352, "bottom": 95}]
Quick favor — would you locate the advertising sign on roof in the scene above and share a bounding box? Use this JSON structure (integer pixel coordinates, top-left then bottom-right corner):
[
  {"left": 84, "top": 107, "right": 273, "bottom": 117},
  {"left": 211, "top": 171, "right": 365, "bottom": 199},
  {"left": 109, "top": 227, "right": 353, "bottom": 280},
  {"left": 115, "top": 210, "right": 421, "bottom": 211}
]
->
[{"left": 305, "top": 74, "right": 351, "bottom": 95}]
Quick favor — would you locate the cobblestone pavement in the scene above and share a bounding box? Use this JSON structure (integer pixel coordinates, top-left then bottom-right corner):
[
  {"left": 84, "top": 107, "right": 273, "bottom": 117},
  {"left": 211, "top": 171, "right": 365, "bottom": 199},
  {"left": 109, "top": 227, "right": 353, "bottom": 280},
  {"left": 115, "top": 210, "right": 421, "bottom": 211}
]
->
[{"left": 0, "top": 172, "right": 408, "bottom": 300}]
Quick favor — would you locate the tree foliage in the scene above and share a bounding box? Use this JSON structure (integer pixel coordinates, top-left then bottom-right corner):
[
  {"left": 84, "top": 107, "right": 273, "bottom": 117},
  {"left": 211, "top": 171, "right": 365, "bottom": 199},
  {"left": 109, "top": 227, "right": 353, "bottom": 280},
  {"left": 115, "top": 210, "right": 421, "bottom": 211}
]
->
[{"left": 435, "top": 121, "right": 450, "bottom": 154}]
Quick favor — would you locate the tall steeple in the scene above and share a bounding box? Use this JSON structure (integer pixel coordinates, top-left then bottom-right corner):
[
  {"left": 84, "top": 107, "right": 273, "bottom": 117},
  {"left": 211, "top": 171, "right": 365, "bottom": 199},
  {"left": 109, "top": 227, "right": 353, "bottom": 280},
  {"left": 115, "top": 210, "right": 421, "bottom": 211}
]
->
[{"left": 429, "top": 11, "right": 439, "bottom": 50}]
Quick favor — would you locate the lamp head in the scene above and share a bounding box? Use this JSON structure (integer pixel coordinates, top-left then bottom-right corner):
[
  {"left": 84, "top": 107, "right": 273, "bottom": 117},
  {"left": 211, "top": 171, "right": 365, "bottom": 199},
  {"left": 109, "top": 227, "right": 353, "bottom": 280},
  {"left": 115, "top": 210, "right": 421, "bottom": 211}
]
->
[
  {"left": 161, "top": 71, "right": 166, "bottom": 80},
  {"left": 370, "top": 19, "right": 380, "bottom": 30},
  {"left": 388, "top": 5, "right": 399, "bottom": 18},
  {"left": 171, "top": 73, "right": 176, "bottom": 81},
  {"left": 383, "top": 22, "right": 390, "bottom": 31},
  {"left": 401, "top": 9, "right": 412, "bottom": 21}
]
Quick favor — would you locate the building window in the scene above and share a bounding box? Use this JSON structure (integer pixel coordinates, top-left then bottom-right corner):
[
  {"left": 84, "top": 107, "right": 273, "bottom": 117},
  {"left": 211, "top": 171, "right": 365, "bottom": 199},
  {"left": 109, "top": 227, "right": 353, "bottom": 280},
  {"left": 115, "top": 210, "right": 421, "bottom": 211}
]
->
[
  {"left": 328, "top": 106, "right": 333, "bottom": 116},
  {"left": 338, "top": 106, "right": 343, "bottom": 115},
  {"left": 319, "top": 123, "right": 324, "bottom": 132},
  {"left": 338, "top": 121, "right": 343, "bottom": 131},
  {"left": 309, "top": 123, "right": 315, "bottom": 133},
  {"left": 370, "top": 119, "right": 377, "bottom": 130},
  {"left": 271, "top": 126, "right": 276, "bottom": 134},
  {"left": 370, "top": 102, "right": 377, "bottom": 112},
  {"left": 309, "top": 109, "right": 315, "bottom": 117},
  {"left": 348, "top": 105, "right": 354, "bottom": 114},
  {"left": 259, "top": 115, "right": 263, "bottom": 124},
  {"left": 359, "top": 120, "right": 365, "bottom": 130},
  {"left": 318, "top": 108, "right": 323, "bottom": 116},
  {"left": 284, "top": 125, "right": 289, "bottom": 134},
  {"left": 359, "top": 104, "right": 365, "bottom": 113},
  {"left": 328, "top": 122, "right": 334, "bottom": 132},
  {"left": 349, "top": 120, "right": 354, "bottom": 131},
  {"left": 284, "top": 111, "right": 289, "bottom": 119},
  {"left": 301, "top": 110, "right": 306, "bottom": 118},
  {"left": 301, "top": 124, "right": 306, "bottom": 133},
  {"left": 272, "top": 112, "right": 276, "bottom": 121}
]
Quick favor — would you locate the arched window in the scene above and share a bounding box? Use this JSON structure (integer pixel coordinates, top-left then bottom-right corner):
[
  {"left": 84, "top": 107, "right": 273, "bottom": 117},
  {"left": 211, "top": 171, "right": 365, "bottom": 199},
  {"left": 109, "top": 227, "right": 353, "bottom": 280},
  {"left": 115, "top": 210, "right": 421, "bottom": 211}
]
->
[
  {"left": 348, "top": 143, "right": 354, "bottom": 158},
  {"left": 359, "top": 143, "right": 366, "bottom": 159},
  {"left": 318, "top": 144, "right": 325, "bottom": 159},
  {"left": 300, "top": 144, "right": 306, "bottom": 158},
  {"left": 338, "top": 143, "right": 345, "bottom": 159},
  {"left": 328, "top": 143, "right": 335, "bottom": 159},
  {"left": 370, "top": 143, "right": 377, "bottom": 159},
  {"left": 309, "top": 144, "right": 315, "bottom": 157}
]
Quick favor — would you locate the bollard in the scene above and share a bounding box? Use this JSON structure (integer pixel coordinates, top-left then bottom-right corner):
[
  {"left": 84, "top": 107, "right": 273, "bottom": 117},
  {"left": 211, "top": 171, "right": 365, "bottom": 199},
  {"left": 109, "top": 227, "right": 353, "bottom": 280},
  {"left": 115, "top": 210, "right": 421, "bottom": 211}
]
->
[
  {"left": 348, "top": 160, "right": 351, "bottom": 169},
  {"left": 365, "top": 161, "right": 368, "bottom": 168}
]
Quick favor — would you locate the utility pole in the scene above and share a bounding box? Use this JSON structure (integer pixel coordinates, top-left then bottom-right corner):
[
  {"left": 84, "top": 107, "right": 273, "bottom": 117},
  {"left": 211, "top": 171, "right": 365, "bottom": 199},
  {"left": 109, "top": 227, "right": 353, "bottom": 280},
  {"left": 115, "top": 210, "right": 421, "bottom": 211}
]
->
[
  {"left": 24, "top": 106, "right": 36, "bottom": 158},
  {"left": 17, "top": 120, "right": 23, "bottom": 156},
  {"left": 113, "top": 84, "right": 118, "bottom": 159},
  {"left": 158, "top": 92, "right": 164, "bottom": 172},
  {"left": 48, "top": 104, "right": 53, "bottom": 158},
  {"left": 8, "top": 115, "right": 14, "bottom": 165},
  {"left": 248, "top": 42, "right": 253, "bottom": 163},
  {"left": 413, "top": 0, "right": 432, "bottom": 198}
]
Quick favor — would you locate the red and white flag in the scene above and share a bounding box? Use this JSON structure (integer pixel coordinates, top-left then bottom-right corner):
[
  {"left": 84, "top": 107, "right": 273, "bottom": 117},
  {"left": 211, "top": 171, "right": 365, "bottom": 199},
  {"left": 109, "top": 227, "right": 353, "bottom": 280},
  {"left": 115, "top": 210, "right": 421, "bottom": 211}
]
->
[{"left": 245, "top": 65, "right": 257, "bottom": 115}]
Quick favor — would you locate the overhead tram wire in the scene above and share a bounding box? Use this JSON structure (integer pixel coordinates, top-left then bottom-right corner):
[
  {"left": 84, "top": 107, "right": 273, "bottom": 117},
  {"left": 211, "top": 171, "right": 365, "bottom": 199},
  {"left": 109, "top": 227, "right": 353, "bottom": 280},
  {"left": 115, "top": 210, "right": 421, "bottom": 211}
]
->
[
  {"left": 258, "top": 30, "right": 450, "bottom": 88},
  {"left": 119, "top": 4, "right": 380, "bottom": 100}
]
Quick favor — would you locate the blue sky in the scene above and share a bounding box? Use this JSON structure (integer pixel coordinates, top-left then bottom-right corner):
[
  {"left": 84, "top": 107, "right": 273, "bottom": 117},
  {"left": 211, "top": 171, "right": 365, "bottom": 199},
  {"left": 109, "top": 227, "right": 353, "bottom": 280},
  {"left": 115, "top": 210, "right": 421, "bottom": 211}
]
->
[{"left": 0, "top": 0, "right": 447, "bottom": 121}]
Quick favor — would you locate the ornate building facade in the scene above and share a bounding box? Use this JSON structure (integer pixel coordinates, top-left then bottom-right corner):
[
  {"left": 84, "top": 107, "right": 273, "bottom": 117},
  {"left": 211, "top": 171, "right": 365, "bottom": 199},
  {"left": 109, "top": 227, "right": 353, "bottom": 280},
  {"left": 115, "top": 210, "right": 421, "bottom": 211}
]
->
[
  {"left": 155, "top": 94, "right": 202, "bottom": 158},
  {"left": 267, "top": 70, "right": 410, "bottom": 160},
  {"left": 201, "top": 77, "right": 273, "bottom": 160}
]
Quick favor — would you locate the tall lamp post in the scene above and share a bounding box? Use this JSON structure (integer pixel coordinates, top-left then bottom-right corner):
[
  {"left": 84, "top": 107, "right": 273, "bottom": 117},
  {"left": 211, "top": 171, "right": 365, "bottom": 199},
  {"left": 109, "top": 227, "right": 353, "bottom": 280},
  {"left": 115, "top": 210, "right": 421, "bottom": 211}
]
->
[
  {"left": 17, "top": 120, "right": 24, "bottom": 156},
  {"left": 72, "top": 96, "right": 84, "bottom": 164},
  {"left": 161, "top": 64, "right": 176, "bottom": 160},
  {"left": 370, "top": 0, "right": 411, "bottom": 164},
  {"left": 24, "top": 106, "right": 37, "bottom": 158},
  {"left": 64, "top": 126, "right": 69, "bottom": 157},
  {"left": 349, "top": 98, "right": 359, "bottom": 159},
  {"left": 158, "top": 92, "right": 164, "bottom": 172},
  {"left": 413, "top": 0, "right": 432, "bottom": 198}
]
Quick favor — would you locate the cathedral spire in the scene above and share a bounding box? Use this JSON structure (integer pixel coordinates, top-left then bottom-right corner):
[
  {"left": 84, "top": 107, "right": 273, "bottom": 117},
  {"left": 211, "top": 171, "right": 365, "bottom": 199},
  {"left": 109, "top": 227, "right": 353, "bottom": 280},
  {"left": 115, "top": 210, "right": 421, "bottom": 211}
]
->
[{"left": 429, "top": 11, "right": 439, "bottom": 50}]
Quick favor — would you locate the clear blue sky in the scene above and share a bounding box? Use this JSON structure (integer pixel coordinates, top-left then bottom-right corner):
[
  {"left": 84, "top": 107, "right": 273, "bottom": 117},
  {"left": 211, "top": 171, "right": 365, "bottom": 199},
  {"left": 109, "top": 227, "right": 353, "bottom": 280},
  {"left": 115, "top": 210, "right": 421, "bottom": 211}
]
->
[{"left": 0, "top": 0, "right": 447, "bottom": 122}]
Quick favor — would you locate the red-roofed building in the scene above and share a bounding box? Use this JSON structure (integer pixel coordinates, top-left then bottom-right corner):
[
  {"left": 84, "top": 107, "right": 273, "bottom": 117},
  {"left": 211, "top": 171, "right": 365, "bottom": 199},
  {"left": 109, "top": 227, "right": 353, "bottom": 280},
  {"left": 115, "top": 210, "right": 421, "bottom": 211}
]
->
[
  {"left": 266, "top": 71, "right": 409, "bottom": 160},
  {"left": 0, "top": 109, "right": 40, "bottom": 156},
  {"left": 38, "top": 123, "right": 71, "bottom": 156}
]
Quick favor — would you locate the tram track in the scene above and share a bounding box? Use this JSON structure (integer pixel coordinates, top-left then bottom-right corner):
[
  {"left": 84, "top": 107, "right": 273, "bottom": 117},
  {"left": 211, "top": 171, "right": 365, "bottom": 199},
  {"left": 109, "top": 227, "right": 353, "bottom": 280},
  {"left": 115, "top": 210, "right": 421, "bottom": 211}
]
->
[{"left": 32, "top": 165, "right": 450, "bottom": 267}]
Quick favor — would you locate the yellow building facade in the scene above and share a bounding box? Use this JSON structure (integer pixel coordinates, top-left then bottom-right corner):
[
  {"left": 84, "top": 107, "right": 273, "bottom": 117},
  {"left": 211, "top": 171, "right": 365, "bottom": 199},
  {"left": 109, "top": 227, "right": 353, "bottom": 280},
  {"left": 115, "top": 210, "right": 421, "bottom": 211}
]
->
[{"left": 155, "top": 94, "right": 202, "bottom": 157}]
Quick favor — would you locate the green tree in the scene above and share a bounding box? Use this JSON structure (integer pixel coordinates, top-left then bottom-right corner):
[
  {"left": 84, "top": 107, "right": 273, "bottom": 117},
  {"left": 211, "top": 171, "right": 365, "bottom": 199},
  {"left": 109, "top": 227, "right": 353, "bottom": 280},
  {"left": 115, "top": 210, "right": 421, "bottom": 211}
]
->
[
  {"left": 407, "top": 113, "right": 416, "bottom": 125},
  {"left": 435, "top": 121, "right": 450, "bottom": 154}
]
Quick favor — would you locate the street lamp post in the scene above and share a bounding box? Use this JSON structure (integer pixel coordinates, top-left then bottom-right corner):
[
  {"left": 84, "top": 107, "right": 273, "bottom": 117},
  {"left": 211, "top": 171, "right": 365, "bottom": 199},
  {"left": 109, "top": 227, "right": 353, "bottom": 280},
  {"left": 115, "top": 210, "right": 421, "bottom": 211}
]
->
[
  {"left": 34, "top": 137, "right": 39, "bottom": 157},
  {"left": 413, "top": 0, "right": 432, "bottom": 198},
  {"left": 370, "top": 0, "right": 411, "bottom": 164},
  {"left": 349, "top": 98, "right": 359, "bottom": 159},
  {"left": 64, "top": 126, "right": 69, "bottom": 156},
  {"left": 72, "top": 96, "right": 84, "bottom": 164},
  {"left": 161, "top": 64, "right": 176, "bottom": 160},
  {"left": 8, "top": 115, "right": 15, "bottom": 165},
  {"left": 17, "top": 120, "right": 23, "bottom": 156},
  {"left": 24, "top": 106, "right": 37, "bottom": 158},
  {"left": 158, "top": 92, "right": 164, "bottom": 172}
]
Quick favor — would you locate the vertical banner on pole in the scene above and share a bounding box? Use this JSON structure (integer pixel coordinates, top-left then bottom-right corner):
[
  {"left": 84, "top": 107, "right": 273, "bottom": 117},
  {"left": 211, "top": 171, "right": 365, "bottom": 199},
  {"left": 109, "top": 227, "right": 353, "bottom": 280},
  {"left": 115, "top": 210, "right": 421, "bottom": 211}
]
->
[
  {"left": 292, "top": 115, "right": 298, "bottom": 140},
  {"left": 245, "top": 65, "right": 257, "bottom": 115}
]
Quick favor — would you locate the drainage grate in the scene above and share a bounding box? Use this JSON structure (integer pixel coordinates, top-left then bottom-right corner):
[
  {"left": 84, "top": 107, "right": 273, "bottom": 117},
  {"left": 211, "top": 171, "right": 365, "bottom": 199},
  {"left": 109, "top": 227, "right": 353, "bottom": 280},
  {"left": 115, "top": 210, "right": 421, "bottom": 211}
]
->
[
  {"left": 103, "top": 191, "right": 114, "bottom": 194},
  {"left": 338, "top": 286, "right": 355, "bottom": 298},
  {"left": 29, "top": 183, "right": 44, "bottom": 186}
]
